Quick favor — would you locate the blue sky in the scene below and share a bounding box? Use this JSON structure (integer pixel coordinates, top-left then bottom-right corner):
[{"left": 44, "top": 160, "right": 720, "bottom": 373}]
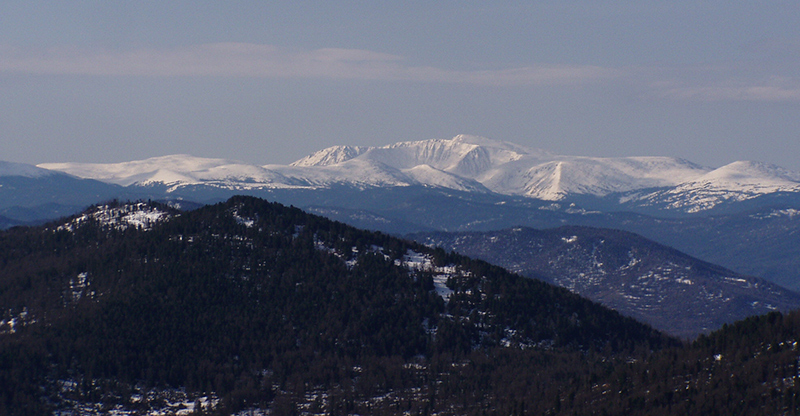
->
[{"left": 1, "top": 1, "right": 799, "bottom": 170}]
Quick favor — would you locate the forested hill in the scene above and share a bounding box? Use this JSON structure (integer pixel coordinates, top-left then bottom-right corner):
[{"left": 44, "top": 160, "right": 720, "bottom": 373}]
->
[
  {"left": 0, "top": 196, "right": 670, "bottom": 414},
  {"left": 2, "top": 196, "right": 798, "bottom": 415},
  {"left": 578, "top": 310, "right": 800, "bottom": 415}
]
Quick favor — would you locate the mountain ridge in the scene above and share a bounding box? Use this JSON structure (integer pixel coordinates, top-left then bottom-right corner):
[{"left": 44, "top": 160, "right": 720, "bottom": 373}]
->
[
  {"left": 410, "top": 225, "right": 800, "bottom": 338},
  {"left": 33, "top": 134, "right": 800, "bottom": 213}
]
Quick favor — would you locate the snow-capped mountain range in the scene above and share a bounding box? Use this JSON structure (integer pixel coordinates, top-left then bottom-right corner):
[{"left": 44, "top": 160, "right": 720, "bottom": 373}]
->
[{"left": 32, "top": 134, "right": 800, "bottom": 213}]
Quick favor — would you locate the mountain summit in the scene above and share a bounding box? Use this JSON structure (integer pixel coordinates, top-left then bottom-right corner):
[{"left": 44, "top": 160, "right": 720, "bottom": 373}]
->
[
  {"left": 32, "top": 135, "right": 800, "bottom": 212},
  {"left": 284, "top": 134, "right": 709, "bottom": 200}
]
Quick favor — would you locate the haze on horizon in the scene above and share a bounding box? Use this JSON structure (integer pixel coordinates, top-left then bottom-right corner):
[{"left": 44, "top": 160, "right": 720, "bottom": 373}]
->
[{"left": 1, "top": 1, "right": 799, "bottom": 171}]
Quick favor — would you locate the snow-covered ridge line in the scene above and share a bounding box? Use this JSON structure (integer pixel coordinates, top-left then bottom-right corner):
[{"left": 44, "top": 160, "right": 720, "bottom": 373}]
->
[
  {"left": 33, "top": 134, "right": 800, "bottom": 212},
  {"left": 57, "top": 202, "right": 174, "bottom": 232}
]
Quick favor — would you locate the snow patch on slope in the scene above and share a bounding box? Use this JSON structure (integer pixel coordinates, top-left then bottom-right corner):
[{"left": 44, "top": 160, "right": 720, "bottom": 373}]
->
[
  {"left": 396, "top": 250, "right": 457, "bottom": 301},
  {"left": 751, "top": 208, "right": 800, "bottom": 219},
  {"left": 58, "top": 203, "right": 173, "bottom": 232}
]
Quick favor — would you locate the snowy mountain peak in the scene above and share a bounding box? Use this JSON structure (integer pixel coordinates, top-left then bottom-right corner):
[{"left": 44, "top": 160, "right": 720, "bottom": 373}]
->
[
  {"left": 290, "top": 145, "right": 371, "bottom": 167},
  {"left": 450, "top": 134, "right": 546, "bottom": 156},
  {"left": 31, "top": 135, "right": 800, "bottom": 212},
  {"left": 701, "top": 161, "right": 800, "bottom": 184},
  {"left": 623, "top": 160, "right": 800, "bottom": 212},
  {"left": 687, "top": 161, "right": 800, "bottom": 197}
]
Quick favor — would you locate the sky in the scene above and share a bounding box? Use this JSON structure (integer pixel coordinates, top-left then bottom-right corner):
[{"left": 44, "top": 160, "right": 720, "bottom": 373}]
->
[{"left": 1, "top": 1, "right": 799, "bottom": 170}]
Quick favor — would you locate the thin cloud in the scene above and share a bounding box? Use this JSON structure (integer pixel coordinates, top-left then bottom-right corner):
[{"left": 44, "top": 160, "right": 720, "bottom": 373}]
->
[
  {"left": 0, "top": 43, "right": 614, "bottom": 86},
  {"left": 640, "top": 64, "right": 800, "bottom": 102},
  {"left": 6, "top": 43, "right": 795, "bottom": 100},
  {"left": 661, "top": 84, "right": 800, "bottom": 102}
]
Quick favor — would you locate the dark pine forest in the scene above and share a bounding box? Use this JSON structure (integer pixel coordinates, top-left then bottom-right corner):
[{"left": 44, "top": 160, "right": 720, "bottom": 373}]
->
[{"left": 0, "top": 196, "right": 798, "bottom": 415}]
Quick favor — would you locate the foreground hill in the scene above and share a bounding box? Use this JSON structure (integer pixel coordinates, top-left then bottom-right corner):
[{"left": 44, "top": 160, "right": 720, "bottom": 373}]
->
[
  {"left": 411, "top": 226, "right": 800, "bottom": 338},
  {"left": 2, "top": 196, "right": 799, "bottom": 414},
  {"left": 579, "top": 310, "right": 800, "bottom": 415},
  {"left": 0, "top": 196, "right": 670, "bottom": 415}
]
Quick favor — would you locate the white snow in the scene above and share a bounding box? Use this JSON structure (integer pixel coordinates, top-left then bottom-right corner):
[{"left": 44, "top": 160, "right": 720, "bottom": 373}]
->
[
  {"left": 231, "top": 210, "right": 256, "bottom": 228},
  {"left": 396, "top": 250, "right": 457, "bottom": 301},
  {"left": 751, "top": 209, "right": 800, "bottom": 219},
  {"left": 53, "top": 382, "right": 220, "bottom": 415},
  {"left": 40, "top": 155, "right": 306, "bottom": 191},
  {"left": 69, "top": 272, "right": 94, "bottom": 303},
  {"left": 124, "top": 210, "right": 170, "bottom": 229},
  {"left": 290, "top": 145, "right": 370, "bottom": 167},
  {"left": 629, "top": 161, "right": 800, "bottom": 212},
  {"left": 1, "top": 308, "right": 33, "bottom": 335},
  {"left": 58, "top": 203, "right": 172, "bottom": 232},
  {"left": 36, "top": 135, "right": 800, "bottom": 211},
  {"left": 401, "top": 164, "right": 490, "bottom": 192}
]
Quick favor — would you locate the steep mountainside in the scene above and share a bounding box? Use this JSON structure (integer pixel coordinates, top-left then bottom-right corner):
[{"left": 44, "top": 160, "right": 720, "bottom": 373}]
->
[
  {"left": 0, "top": 197, "right": 670, "bottom": 415},
  {"left": 410, "top": 226, "right": 800, "bottom": 338}
]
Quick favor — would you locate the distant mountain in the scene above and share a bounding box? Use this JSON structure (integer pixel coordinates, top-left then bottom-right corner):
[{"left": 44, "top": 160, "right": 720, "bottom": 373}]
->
[
  {"left": 0, "top": 161, "right": 146, "bottom": 226},
  {"left": 410, "top": 226, "right": 800, "bottom": 338},
  {"left": 0, "top": 215, "right": 22, "bottom": 229},
  {"left": 37, "top": 134, "right": 800, "bottom": 214},
  {"left": 39, "top": 154, "right": 310, "bottom": 190},
  {"left": 289, "top": 135, "right": 706, "bottom": 200},
  {"left": 0, "top": 161, "right": 54, "bottom": 178},
  {"left": 593, "top": 206, "right": 800, "bottom": 291},
  {"left": 620, "top": 160, "right": 800, "bottom": 213}
]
